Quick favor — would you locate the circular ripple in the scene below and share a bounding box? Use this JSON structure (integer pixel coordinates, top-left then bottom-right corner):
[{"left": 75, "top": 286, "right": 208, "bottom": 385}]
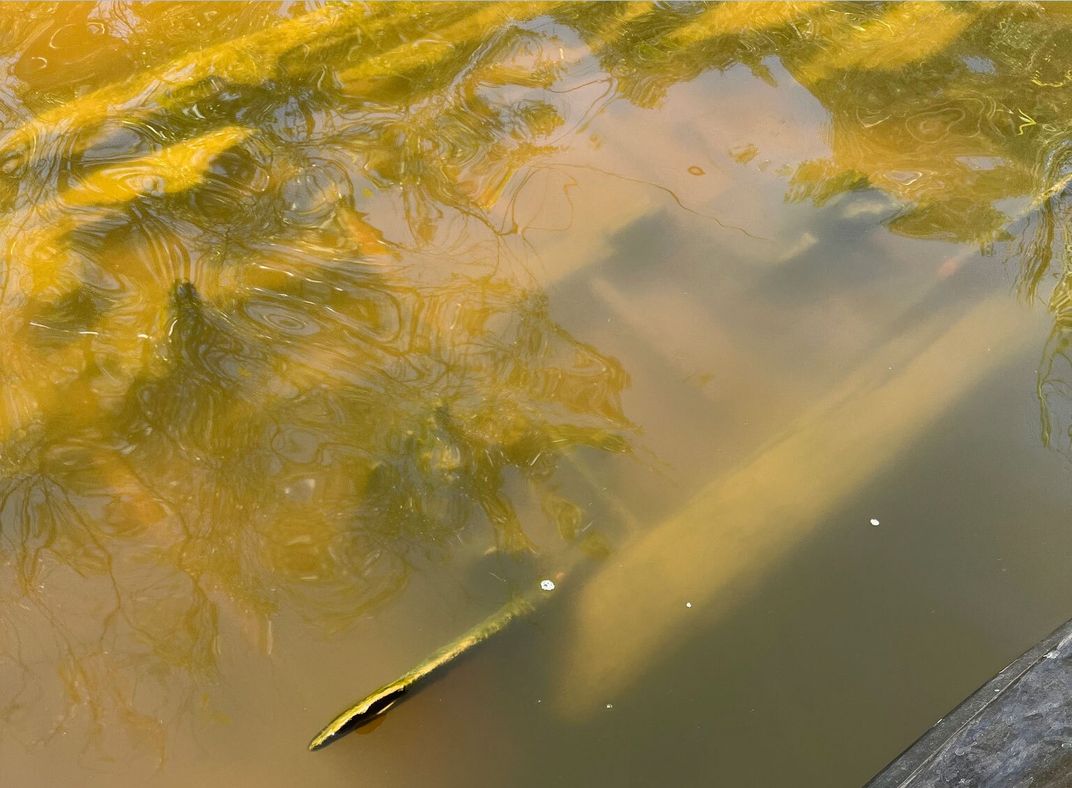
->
[{"left": 243, "top": 297, "right": 321, "bottom": 337}]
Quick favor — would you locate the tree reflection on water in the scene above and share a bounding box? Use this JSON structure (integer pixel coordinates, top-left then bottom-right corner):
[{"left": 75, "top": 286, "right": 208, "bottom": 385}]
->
[
  {"left": 4, "top": 0, "right": 1072, "bottom": 757},
  {"left": 0, "top": 2, "right": 629, "bottom": 754}
]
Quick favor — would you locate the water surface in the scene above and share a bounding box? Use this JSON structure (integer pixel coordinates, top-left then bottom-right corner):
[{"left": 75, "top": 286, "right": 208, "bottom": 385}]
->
[{"left": 3, "top": 3, "right": 1072, "bottom": 786}]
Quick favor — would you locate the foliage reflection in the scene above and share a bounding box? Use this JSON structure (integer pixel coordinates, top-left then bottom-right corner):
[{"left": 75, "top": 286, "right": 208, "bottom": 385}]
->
[{"left": 5, "top": 0, "right": 1072, "bottom": 754}]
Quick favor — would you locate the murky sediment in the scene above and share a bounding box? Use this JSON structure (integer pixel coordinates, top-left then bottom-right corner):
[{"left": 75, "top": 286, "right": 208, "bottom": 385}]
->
[{"left": 3, "top": 4, "right": 1072, "bottom": 786}]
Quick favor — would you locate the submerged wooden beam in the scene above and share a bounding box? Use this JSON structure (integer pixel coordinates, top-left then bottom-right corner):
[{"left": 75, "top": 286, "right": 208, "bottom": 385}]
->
[{"left": 554, "top": 295, "right": 1037, "bottom": 715}]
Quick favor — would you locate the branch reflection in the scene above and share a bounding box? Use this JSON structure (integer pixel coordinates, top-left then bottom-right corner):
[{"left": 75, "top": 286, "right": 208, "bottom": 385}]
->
[{"left": 5, "top": 0, "right": 1072, "bottom": 757}]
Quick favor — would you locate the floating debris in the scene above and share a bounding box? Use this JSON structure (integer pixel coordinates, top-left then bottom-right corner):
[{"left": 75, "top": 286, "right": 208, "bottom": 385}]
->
[
  {"left": 870, "top": 518, "right": 881, "bottom": 526},
  {"left": 540, "top": 579, "right": 556, "bottom": 591},
  {"left": 309, "top": 593, "right": 537, "bottom": 751}
]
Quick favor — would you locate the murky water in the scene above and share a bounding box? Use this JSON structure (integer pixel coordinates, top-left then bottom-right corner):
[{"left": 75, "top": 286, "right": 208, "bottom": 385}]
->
[{"left": 4, "top": 3, "right": 1072, "bottom": 786}]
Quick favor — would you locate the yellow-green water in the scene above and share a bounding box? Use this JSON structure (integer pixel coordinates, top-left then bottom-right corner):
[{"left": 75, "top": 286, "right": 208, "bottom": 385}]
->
[{"left": 4, "top": 3, "right": 1072, "bottom": 785}]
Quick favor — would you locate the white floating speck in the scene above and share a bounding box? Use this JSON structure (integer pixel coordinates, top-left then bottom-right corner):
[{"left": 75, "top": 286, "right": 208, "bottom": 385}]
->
[
  {"left": 540, "top": 579, "right": 556, "bottom": 592},
  {"left": 685, "top": 602, "right": 693, "bottom": 609},
  {"left": 870, "top": 518, "right": 880, "bottom": 526},
  {"left": 605, "top": 703, "right": 614, "bottom": 709}
]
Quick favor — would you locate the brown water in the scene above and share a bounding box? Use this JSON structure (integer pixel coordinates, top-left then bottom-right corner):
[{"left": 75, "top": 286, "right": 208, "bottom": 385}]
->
[{"left": 4, "top": 3, "right": 1072, "bottom": 786}]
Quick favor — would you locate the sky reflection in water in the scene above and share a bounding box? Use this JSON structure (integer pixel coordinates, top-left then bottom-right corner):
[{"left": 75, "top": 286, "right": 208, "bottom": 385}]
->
[{"left": 3, "top": 3, "right": 1072, "bottom": 785}]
